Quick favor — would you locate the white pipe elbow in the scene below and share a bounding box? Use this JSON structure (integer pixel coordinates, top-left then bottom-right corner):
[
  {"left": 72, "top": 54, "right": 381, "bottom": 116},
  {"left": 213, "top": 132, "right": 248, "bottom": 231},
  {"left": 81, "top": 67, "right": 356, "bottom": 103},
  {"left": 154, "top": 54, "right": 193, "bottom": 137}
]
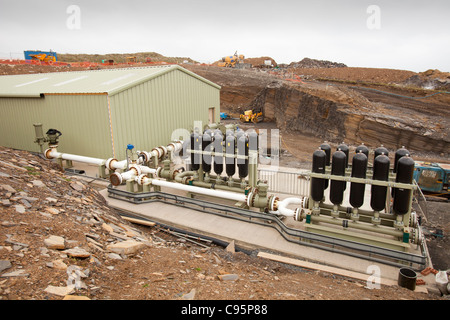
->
[{"left": 274, "top": 197, "right": 306, "bottom": 217}]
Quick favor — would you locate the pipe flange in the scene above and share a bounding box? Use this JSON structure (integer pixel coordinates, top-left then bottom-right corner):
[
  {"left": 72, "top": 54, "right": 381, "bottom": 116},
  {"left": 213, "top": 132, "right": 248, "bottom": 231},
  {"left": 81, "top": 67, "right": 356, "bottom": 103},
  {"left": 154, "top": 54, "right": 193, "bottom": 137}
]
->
[
  {"left": 171, "top": 169, "right": 179, "bottom": 180},
  {"left": 294, "top": 208, "right": 303, "bottom": 221},
  {"left": 106, "top": 158, "right": 118, "bottom": 171},
  {"left": 160, "top": 146, "right": 168, "bottom": 158},
  {"left": 155, "top": 167, "right": 162, "bottom": 178},
  {"left": 110, "top": 172, "right": 123, "bottom": 186},
  {"left": 246, "top": 192, "right": 253, "bottom": 207},
  {"left": 44, "top": 148, "right": 54, "bottom": 159},
  {"left": 138, "top": 151, "right": 151, "bottom": 163},
  {"left": 129, "top": 164, "right": 142, "bottom": 176},
  {"left": 269, "top": 195, "right": 279, "bottom": 212},
  {"left": 151, "top": 148, "right": 161, "bottom": 159},
  {"left": 136, "top": 174, "right": 147, "bottom": 186}
]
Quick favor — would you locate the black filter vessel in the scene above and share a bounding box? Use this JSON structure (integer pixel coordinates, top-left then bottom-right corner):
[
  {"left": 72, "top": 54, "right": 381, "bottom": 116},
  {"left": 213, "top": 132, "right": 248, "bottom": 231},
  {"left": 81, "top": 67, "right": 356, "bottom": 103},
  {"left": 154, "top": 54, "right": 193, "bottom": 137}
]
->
[
  {"left": 319, "top": 143, "right": 331, "bottom": 166},
  {"left": 190, "top": 133, "right": 200, "bottom": 171},
  {"left": 393, "top": 147, "right": 410, "bottom": 173},
  {"left": 370, "top": 154, "right": 390, "bottom": 212},
  {"left": 311, "top": 149, "right": 326, "bottom": 202},
  {"left": 393, "top": 155, "right": 414, "bottom": 215},
  {"left": 337, "top": 143, "right": 349, "bottom": 168},
  {"left": 225, "top": 135, "right": 236, "bottom": 177},
  {"left": 202, "top": 132, "right": 212, "bottom": 173},
  {"left": 329, "top": 150, "right": 347, "bottom": 205},
  {"left": 374, "top": 145, "right": 389, "bottom": 160},
  {"left": 355, "top": 144, "right": 369, "bottom": 158},
  {"left": 349, "top": 152, "right": 368, "bottom": 208},
  {"left": 237, "top": 135, "right": 249, "bottom": 178},
  {"left": 319, "top": 143, "right": 331, "bottom": 190},
  {"left": 213, "top": 132, "right": 223, "bottom": 175}
]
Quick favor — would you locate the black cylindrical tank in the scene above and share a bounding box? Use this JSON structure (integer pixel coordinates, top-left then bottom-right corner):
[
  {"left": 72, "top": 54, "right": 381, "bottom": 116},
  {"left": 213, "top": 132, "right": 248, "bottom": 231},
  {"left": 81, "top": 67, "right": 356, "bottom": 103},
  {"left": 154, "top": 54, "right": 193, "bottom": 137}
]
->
[
  {"left": 330, "top": 150, "right": 346, "bottom": 205},
  {"left": 374, "top": 145, "right": 389, "bottom": 160},
  {"left": 190, "top": 133, "right": 200, "bottom": 171},
  {"left": 370, "top": 154, "right": 390, "bottom": 212},
  {"left": 355, "top": 144, "right": 369, "bottom": 159},
  {"left": 237, "top": 135, "right": 249, "bottom": 178},
  {"left": 393, "top": 147, "right": 410, "bottom": 173},
  {"left": 393, "top": 155, "right": 414, "bottom": 215},
  {"left": 349, "top": 152, "right": 368, "bottom": 208},
  {"left": 248, "top": 131, "right": 258, "bottom": 153},
  {"left": 213, "top": 132, "right": 223, "bottom": 175},
  {"left": 319, "top": 143, "right": 331, "bottom": 166},
  {"left": 311, "top": 149, "right": 326, "bottom": 202},
  {"left": 337, "top": 143, "right": 349, "bottom": 168},
  {"left": 202, "top": 132, "right": 212, "bottom": 173},
  {"left": 225, "top": 135, "right": 236, "bottom": 177},
  {"left": 319, "top": 144, "right": 331, "bottom": 189}
]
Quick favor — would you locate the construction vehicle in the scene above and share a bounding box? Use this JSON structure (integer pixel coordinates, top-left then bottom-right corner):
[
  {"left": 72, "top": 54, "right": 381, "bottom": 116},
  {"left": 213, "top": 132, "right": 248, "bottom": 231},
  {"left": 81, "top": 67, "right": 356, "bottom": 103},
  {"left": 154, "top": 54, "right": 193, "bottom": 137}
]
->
[
  {"left": 218, "top": 51, "right": 245, "bottom": 68},
  {"left": 126, "top": 56, "right": 137, "bottom": 64},
  {"left": 29, "top": 53, "right": 56, "bottom": 63},
  {"left": 240, "top": 107, "right": 264, "bottom": 124},
  {"left": 414, "top": 161, "right": 450, "bottom": 197}
]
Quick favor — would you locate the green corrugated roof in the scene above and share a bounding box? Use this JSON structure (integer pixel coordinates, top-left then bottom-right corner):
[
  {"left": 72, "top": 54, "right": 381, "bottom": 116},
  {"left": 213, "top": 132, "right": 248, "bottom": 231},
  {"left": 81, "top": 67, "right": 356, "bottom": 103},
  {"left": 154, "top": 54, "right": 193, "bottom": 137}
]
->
[{"left": 0, "top": 65, "right": 220, "bottom": 97}]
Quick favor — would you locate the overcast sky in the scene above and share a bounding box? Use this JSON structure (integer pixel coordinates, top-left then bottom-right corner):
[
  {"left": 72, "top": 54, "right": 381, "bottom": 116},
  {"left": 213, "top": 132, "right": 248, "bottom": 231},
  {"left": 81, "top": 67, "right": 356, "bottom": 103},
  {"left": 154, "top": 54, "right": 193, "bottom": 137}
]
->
[{"left": 0, "top": 0, "right": 449, "bottom": 72}]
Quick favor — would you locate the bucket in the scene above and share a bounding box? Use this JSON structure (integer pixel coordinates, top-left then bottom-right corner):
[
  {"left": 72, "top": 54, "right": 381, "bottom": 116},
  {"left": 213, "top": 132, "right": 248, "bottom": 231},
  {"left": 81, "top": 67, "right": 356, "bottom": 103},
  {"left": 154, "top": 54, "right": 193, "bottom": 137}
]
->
[{"left": 398, "top": 267, "right": 417, "bottom": 291}]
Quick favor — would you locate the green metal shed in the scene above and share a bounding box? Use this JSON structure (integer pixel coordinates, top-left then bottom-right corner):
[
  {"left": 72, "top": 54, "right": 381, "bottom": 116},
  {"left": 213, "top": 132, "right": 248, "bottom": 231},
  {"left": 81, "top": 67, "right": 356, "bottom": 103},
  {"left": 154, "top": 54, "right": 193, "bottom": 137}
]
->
[{"left": 0, "top": 65, "right": 221, "bottom": 160}]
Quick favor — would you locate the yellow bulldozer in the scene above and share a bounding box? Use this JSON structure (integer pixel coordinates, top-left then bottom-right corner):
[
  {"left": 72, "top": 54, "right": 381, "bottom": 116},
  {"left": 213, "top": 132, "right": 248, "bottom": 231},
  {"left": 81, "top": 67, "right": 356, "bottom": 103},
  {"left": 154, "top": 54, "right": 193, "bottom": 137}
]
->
[
  {"left": 240, "top": 107, "right": 264, "bottom": 124},
  {"left": 218, "top": 51, "right": 245, "bottom": 68}
]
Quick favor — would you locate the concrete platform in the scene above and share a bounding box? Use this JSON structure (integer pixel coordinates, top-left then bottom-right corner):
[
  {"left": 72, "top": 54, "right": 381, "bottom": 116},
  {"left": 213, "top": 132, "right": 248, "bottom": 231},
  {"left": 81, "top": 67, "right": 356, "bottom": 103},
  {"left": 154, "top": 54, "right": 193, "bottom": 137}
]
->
[{"left": 99, "top": 186, "right": 408, "bottom": 283}]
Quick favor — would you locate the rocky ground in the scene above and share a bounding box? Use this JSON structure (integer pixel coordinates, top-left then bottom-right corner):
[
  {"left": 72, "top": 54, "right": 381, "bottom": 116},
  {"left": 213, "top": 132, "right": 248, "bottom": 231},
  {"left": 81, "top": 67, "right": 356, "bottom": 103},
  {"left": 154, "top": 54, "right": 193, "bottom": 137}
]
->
[{"left": 0, "top": 146, "right": 448, "bottom": 304}]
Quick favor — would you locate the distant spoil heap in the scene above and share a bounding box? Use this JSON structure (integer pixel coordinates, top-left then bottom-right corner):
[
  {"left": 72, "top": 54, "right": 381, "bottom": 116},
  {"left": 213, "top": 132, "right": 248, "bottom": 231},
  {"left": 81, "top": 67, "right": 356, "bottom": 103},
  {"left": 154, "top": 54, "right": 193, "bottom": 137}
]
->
[{"left": 289, "top": 58, "right": 347, "bottom": 69}]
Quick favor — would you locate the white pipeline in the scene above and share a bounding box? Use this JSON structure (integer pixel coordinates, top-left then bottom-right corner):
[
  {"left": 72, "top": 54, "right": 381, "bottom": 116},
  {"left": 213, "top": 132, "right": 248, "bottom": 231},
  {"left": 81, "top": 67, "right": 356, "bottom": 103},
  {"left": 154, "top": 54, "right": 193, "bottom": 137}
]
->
[
  {"left": 274, "top": 197, "right": 306, "bottom": 217},
  {"left": 143, "top": 177, "right": 247, "bottom": 203},
  {"left": 45, "top": 148, "right": 105, "bottom": 166}
]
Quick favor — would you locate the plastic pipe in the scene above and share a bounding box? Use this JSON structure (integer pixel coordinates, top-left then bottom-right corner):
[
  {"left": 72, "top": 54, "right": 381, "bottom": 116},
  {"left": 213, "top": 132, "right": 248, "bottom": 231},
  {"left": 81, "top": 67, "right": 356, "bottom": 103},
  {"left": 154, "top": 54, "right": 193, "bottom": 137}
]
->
[
  {"left": 276, "top": 197, "right": 306, "bottom": 217},
  {"left": 144, "top": 177, "right": 247, "bottom": 203},
  {"left": 45, "top": 147, "right": 105, "bottom": 166}
]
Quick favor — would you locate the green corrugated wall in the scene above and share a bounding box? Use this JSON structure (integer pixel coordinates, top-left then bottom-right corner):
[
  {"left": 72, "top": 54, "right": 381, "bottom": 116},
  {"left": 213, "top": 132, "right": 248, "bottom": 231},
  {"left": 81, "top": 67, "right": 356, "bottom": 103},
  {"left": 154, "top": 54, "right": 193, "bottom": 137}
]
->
[
  {"left": 109, "top": 68, "right": 219, "bottom": 160},
  {"left": 0, "top": 95, "right": 112, "bottom": 159}
]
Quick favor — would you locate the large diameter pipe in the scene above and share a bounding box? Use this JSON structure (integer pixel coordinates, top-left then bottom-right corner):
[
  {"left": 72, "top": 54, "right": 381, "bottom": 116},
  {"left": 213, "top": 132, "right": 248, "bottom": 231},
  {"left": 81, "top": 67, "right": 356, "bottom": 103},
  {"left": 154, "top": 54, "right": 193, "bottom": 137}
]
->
[
  {"left": 275, "top": 197, "right": 306, "bottom": 217},
  {"left": 45, "top": 148, "right": 105, "bottom": 166},
  {"left": 143, "top": 177, "right": 247, "bottom": 203}
]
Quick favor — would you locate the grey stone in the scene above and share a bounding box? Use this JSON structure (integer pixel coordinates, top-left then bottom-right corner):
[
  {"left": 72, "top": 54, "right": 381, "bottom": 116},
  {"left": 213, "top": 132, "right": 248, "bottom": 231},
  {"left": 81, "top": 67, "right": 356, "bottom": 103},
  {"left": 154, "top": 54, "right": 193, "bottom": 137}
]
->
[
  {"left": 20, "top": 199, "right": 32, "bottom": 209},
  {"left": 217, "top": 274, "right": 239, "bottom": 281},
  {"left": 0, "top": 184, "right": 16, "bottom": 193},
  {"left": 0, "top": 260, "right": 12, "bottom": 273},
  {"left": 107, "top": 253, "right": 123, "bottom": 260},
  {"left": 0, "top": 171, "right": 11, "bottom": 178},
  {"left": 14, "top": 205, "right": 26, "bottom": 213},
  {"left": 31, "top": 180, "right": 46, "bottom": 188},
  {"left": 181, "top": 288, "right": 196, "bottom": 300},
  {"left": 1, "top": 199, "right": 11, "bottom": 207},
  {"left": 1, "top": 270, "right": 29, "bottom": 278}
]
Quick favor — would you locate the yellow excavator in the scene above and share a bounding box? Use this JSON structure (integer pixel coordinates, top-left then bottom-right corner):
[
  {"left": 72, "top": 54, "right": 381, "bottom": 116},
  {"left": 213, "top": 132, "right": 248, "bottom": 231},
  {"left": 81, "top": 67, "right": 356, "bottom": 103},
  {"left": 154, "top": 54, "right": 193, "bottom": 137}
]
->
[
  {"left": 30, "top": 53, "right": 56, "bottom": 62},
  {"left": 218, "top": 51, "right": 245, "bottom": 68},
  {"left": 240, "top": 107, "right": 264, "bottom": 124}
]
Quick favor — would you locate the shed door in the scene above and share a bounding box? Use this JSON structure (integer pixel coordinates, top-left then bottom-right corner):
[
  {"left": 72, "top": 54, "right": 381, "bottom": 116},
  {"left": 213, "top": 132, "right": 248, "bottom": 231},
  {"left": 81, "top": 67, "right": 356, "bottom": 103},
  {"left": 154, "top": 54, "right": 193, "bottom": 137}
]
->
[{"left": 208, "top": 107, "right": 215, "bottom": 124}]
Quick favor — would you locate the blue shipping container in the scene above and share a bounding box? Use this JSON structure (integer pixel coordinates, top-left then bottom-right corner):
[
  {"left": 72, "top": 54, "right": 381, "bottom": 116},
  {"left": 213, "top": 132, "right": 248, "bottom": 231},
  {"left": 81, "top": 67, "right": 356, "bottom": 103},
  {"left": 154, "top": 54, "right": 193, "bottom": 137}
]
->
[{"left": 24, "top": 50, "right": 58, "bottom": 61}]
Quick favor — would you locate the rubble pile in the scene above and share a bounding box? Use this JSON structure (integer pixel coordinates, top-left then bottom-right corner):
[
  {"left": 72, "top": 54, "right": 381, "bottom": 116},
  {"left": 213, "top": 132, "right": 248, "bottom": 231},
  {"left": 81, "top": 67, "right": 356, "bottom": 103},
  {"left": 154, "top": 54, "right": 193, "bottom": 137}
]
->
[{"left": 288, "top": 58, "right": 347, "bottom": 69}]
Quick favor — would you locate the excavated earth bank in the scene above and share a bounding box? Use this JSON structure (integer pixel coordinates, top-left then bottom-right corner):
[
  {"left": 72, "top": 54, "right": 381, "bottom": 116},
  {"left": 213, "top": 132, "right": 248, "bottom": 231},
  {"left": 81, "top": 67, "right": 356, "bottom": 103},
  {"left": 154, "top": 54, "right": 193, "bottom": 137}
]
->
[{"left": 185, "top": 65, "right": 450, "bottom": 158}]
